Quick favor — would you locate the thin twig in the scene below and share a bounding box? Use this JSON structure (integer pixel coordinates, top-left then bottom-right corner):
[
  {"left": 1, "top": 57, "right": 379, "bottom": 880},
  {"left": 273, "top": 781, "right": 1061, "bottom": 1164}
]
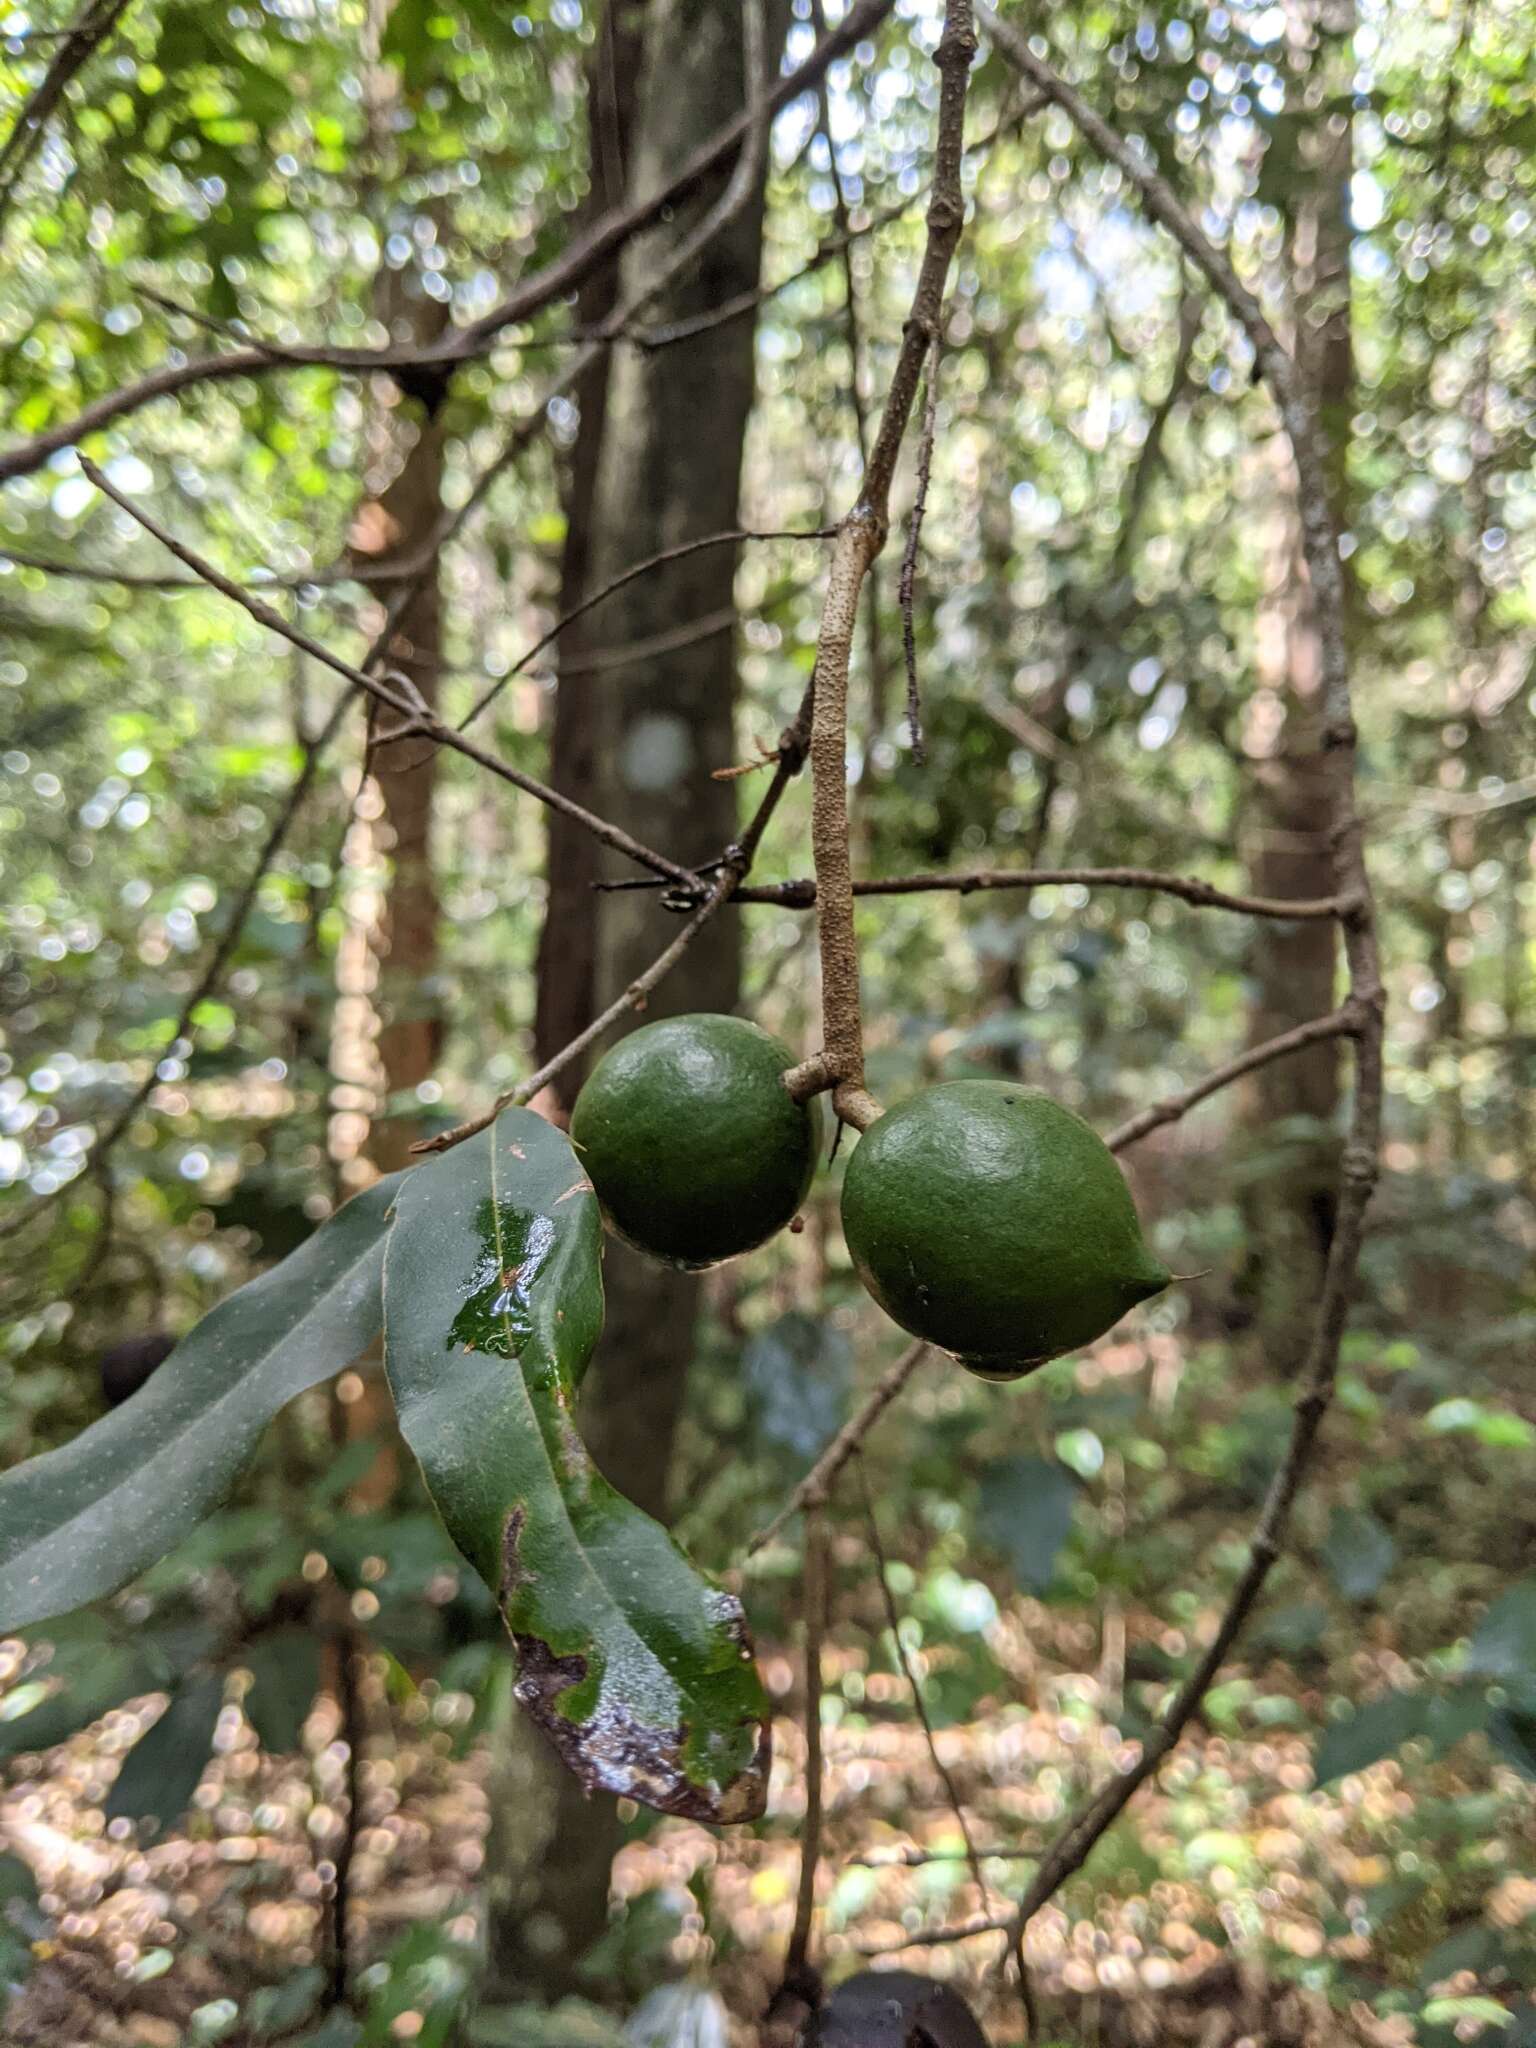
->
[
  {"left": 328, "top": 1620, "right": 364, "bottom": 2010},
  {"left": 853, "top": 1915, "right": 1013, "bottom": 1956},
  {"left": 729, "top": 865, "right": 1358, "bottom": 919},
  {"left": 746, "top": 1341, "right": 928, "bottom": 1557},
  {"left": 784, "top": 1513, "right": 830, "bottom": 1988},
  {"left": 623, "top": 96, "right": 1046, "bottom": 356},
  {"left": 0, "top": 0, "right": 898, "bottom": 488},
  {"left": 458, "top": 527, "right": 833, "bottom": 733},
  {"left": 76, "top": 457, "right": 692, "bottom": 886},
  {"left": 787, "top": 0, "right": 978, "bottom": 1133},
  {"left": 412, "top": 875, "right": 738, "bottom": 1154},
  {"left": 897, "top": 333, "right": 941, "bottom": 759},
  {"left": 1104, "top": 1004, "right": 1364, "bottom": 1153},
  {"left": 1107, "top": 287, "right": 1203, "bottom": 587},
  {"left": 0, "top": 540, "right": 418, "bottom": 589},
  {"left": 0, "top": 0, "right": 131, "bottom": 240},
  {"left": 412, "top": 684, "right": 820, "bottom": 1157},
  {"left": 979, "top": 10, "right": 1385, "bottom": 1983},
  {"left": 0, "top": 708, "right": 340, "bottom": 1243},
  {"left": 3, "top": 357, "right": 601, "bottom": 1236},
  {"left": 849, "top": 1842, "right": 1041, "bottom": 1868},
  {"left": 858, "top": 1465, "right": 990, "bottom": 1910}
]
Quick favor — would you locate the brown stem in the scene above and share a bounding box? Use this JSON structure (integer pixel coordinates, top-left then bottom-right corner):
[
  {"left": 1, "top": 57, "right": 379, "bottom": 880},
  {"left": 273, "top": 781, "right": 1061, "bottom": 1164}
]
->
[
  {"left": 1104, "top": 1004, "right": 1365, "bottom": 1153},
  {"left": 413, "top": 686, "right": 816, "bottom": 1158},
  {"left": 328, "top": 1620, "right": 365, "bottom": 2010},
  {"left": 77, "top": 457, "right": 691, "bottom": 886},
  {"left": 459, "top": 526, "right": 833, "bottom": 734},
  {"left": 897, "top": 333, "right": 942, "bottom": 758},
  {"left": 732, "top": 865, "right": 1359, "bottom": 917},
  {"left": 858, "top": 1466, "right": 990, "bottom": 1909},
  {"left": 0, "top": 0, "right": 132, "bottom": 240},
  {"left": 783, "top": 1514, "right": 830, "bottom": 1987},
  {"left": 792, "top": 0, "right": 978, "bottom": 1130},
  {"left": 980, "top": 8, "right": 1385, "bottom": 1977},
  {"left": 0, "top": 0, "right": 899, "bottom": 488},
  {"left": 413, "top": 873, "right": 738, "bottom": 1156},
  {"left": 746, "top": 1340, "right": 928, "bottom": 1557}
]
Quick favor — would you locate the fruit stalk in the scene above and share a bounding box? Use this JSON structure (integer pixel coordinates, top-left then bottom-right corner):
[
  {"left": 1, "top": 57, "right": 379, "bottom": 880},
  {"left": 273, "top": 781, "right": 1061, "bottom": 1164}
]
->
[{"left": 786, "top": 0, "right": 978, "bottom": 1130}]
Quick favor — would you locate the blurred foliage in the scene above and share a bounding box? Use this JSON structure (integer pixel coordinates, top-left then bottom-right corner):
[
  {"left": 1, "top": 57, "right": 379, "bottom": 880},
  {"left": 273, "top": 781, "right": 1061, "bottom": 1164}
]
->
[{"left": 1, "top": 0, "right": 1534, "bottom": 2041}]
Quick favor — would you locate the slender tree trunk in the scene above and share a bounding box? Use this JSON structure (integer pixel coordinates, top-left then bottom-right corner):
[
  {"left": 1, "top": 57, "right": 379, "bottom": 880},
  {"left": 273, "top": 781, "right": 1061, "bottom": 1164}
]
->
[
  {"left": 1237, "top": 0, "right": 1351, "bottom": 1373},
  {"left": 485, "top": 0, "right": 782, "bottom": 1999},
  {"left": 337, "top": 280, "right": 450, "bottom": 1507},
  {"left": 532, "top": 0, "right": 649, "bottom": 1112}
]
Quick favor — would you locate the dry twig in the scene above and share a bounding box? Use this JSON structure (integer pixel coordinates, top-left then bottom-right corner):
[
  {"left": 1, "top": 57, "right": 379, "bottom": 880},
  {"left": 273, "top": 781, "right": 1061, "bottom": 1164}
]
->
[
  {"left": 746, "top": 1340, "right": 929, "bottom": 1558},
  {"left": 0, "top": 0, "right": 898, "bottom": 488},
  {"left": 787, "top": 0, "right": 978, "bottom": 1133},
  {"left": 783, "top": 1514, "right": 830, "bottom": 1988},
  {"left": 76, "top": 457, "right": 692, "bottom": 886},
  {"left": 974, "top": 8, "right": 1385, "bottom": 1982}
]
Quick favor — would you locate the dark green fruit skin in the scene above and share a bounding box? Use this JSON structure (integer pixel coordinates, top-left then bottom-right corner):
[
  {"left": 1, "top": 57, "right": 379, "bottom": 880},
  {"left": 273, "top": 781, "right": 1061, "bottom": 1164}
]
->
[
  {"left": 569, "top": 1014, "right": 822, "bottom": 1271},
  {"left": 840, "top": 1080, "right": 1169, "bottom": 1381}
]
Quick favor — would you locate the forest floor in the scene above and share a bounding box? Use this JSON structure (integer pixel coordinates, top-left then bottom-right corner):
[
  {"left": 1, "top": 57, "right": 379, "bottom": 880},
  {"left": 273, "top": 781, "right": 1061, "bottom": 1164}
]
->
[{"left": 4, "top": 1622, "right": 1526, "bottom": 2048}]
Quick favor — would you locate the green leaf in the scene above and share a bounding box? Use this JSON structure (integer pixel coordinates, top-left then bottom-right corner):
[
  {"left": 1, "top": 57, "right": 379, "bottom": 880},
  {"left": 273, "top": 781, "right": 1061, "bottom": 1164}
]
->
[
  {"left": 242, "top": 1630, "right": 322, "bottom": 1754},
  {"left": 1322, "top": 1506, "right": 1396, "bottom": 1602},
  {"left": 1469, "top": 1582, "right": 1536, "bottom": 1679},
  {"left": 741, "top": 1311, "right": 851, "bottom": 1465},
  {"left": 1421, "top": 1998, "right": 1514, "bottom": 2030},
  {"left": 0, "top": 1174, "right": 401, "bottom": 1632},
  {"left": 247, "top": 1966, "right": 326, "bottom": 2039},
  {"left": 382, "top": 1107, "right": 769, "bottom": 1822},
  {"left": 976, "top": 1455, "right": 1079, "bottom": 1593},
  {"left": 1489, "top": 1705, "right": 1536, "bottom": 1780},
  {"left": 1314, "top": 1689, "right": 1431, "bottom": 1784},
  {"left": 105, "top": 1674, "right": 224, "bottom": 1832},
  {"left": 0, "top": 1640, "right": 158, "bottom": 1758}
]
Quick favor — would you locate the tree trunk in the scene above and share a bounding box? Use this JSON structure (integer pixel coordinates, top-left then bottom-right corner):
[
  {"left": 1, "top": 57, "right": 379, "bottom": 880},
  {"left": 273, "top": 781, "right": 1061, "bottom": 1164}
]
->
[
  {"left": 532, "top": 0, "right": 649, "bottom": 1113},
  {"left": 337, "top": 281, "right": 450, "bottom": 1506},
  {"left": 485, "top": 0, "right": 781, "bottom": 2000},
  {"left": 1237, "top": 0, "right": 1351, "bottom": 1374}
]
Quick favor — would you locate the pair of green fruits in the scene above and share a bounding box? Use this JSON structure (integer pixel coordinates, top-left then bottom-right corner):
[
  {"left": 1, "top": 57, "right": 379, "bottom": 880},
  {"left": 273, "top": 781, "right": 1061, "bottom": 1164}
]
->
[{"left": 570, "top": 1014, "right": 1170, "bottom": 1381}]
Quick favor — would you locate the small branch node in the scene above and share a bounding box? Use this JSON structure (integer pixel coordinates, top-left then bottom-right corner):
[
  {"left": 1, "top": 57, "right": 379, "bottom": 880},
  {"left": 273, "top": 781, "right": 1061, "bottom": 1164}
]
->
[
  {"left": 784, "top": 1053, "right": 833, "bottom": 1103},
  {"left": 833, "top": 1082, "right": 884, "bottom": 1131}
]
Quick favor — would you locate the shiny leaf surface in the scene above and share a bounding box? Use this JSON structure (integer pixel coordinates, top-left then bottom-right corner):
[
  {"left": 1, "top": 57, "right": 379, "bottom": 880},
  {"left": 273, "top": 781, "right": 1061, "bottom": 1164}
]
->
[{"left": 383, "top": 1108, "right": 769, "bottom": 1821}]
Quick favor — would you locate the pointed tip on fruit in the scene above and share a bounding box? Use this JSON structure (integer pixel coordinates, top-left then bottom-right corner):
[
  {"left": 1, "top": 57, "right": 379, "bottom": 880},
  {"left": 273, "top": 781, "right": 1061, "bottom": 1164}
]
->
[{"left": 1129, "top": 1258, "right": 1173, "bottom": 1303}]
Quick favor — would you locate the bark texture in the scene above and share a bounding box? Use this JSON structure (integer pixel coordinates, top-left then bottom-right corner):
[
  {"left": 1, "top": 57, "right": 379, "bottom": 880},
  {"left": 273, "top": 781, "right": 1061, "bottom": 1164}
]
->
[
  {"left": 1238, "top": 0, "right": 1351, "bottom": 1372},
  {"left": 487, "top": 0, "right": 782, "bottom": 1997}
]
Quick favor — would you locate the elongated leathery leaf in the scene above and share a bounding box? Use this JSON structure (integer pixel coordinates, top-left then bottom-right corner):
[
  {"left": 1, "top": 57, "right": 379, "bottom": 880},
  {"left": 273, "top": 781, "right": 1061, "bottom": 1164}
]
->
[
  {"left": 383, "top": 1108, "right": 769, "bottom": 1822},
  {"left": 0, "top": 1173, "right": 401, "bottom": 1632}
]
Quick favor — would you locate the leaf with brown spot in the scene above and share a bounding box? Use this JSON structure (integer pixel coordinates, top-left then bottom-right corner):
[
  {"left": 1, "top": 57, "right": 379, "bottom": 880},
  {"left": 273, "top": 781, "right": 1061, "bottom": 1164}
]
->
[{"left": 382, "top": 1107, "right": 769, "bottom": 1822}]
